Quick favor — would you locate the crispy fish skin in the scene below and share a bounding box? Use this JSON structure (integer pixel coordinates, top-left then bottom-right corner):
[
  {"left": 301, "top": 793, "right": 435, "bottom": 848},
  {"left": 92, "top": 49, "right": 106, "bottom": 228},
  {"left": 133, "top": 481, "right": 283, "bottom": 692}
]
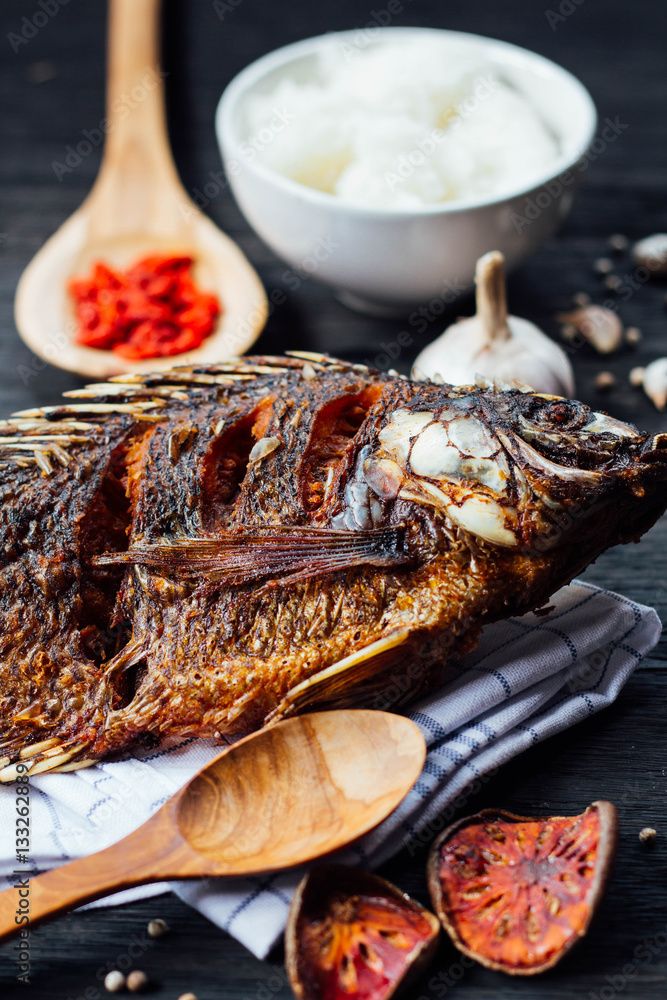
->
[{"left": 0, "top": 354, "right": 665, "bottom": 778}]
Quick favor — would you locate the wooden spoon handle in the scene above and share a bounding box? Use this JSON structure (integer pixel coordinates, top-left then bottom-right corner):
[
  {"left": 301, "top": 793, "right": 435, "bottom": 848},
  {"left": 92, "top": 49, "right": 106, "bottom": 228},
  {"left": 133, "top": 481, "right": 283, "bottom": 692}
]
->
[
  {"left": 103, "top": 0, "right": 170, "bottom": 168},
  {"left": 90, "top": 0, "right": 185, "bottom": 232},
  {"left": 0, "top": 813, "right": 186, "bottom": 942}
]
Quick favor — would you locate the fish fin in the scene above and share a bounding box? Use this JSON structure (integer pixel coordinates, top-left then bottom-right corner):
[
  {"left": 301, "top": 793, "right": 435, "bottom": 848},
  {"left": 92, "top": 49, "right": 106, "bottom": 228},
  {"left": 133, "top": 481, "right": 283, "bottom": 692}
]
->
[
  {"left": 100, "top": 638, "right": 149, "bottom": 689},
  {"left": 93, "top": 526, "right": 410, "bottom": 587},
  {"left": 50, "top": 759, "right": 97, "bottom": 774},
  {"left": 0, "top": 734, "right": 95, "bottom": 782},
  {"left": 266, "top": 629, "right": 413, "bottom": 722}
]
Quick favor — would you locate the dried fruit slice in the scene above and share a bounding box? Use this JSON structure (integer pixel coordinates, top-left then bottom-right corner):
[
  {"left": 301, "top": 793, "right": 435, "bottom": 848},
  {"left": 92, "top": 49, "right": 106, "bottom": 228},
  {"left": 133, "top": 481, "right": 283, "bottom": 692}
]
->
[
  {"left": 427, "top": 801, "right": 617, "bottom": 976},
  {"left": 286, "top": 865, "right": 439, "bottom": 1000}
]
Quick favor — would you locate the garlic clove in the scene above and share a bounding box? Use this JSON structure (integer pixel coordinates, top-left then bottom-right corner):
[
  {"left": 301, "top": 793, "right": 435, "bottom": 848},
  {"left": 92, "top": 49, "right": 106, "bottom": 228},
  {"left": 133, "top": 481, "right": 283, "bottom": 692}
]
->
[
  {"left": 557, "top": 306, "right": 624, "bottom": 354},
  {"left": 641, "top": 358, "right": 667, "bottom": 410},
  {"left": 412, "top": 251, "right": 575, "bottom": 397}
]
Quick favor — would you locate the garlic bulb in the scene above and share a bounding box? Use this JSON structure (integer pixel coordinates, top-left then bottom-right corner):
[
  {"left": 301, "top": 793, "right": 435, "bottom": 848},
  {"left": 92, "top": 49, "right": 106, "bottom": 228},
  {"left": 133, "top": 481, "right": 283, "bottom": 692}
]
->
[
  {"left": 412, "top": 251, "right": 575, "bottom": 397},
  {"left": 632, "top": 234, "right": 667, "bottom": 275},
  {"left": 641, "top": 358, "right": 667, "bottom": 410}
]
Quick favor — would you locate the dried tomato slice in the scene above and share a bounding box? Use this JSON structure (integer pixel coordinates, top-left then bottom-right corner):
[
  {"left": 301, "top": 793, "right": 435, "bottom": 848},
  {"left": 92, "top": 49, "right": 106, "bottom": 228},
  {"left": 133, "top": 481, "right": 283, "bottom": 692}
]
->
[
  {"left": 286, "top": 865, "right": 439, "bottom": 1000},
  {"left": 427, "top": 801, "right": 617, "bottom": 975}
]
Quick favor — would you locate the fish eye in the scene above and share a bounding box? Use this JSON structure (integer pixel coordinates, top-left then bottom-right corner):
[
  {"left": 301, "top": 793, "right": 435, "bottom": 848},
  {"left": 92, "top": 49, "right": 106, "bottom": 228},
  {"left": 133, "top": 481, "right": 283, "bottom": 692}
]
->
[{"left": 531, "top": 400, "right": 586, "bottom": 430}]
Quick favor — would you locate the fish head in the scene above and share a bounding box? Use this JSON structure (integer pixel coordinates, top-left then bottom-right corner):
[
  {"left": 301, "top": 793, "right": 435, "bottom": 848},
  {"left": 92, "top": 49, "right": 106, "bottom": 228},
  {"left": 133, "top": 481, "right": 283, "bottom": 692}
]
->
[{"left": 361, "top": 384, "right": 667, "bottom": 553}]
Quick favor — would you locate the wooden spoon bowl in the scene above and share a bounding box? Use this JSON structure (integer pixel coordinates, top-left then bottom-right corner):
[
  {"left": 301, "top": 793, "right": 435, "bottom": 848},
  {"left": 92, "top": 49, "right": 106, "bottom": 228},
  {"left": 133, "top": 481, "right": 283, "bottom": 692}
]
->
[
  {"left": 0, "top": 711, "right": 426, "bottom": 942},
  {"left": 177, "top": 712, "right": 423, "bottom": 868},
  {"left": 14, "top": 0, "right": 267, "bottom": 380}
]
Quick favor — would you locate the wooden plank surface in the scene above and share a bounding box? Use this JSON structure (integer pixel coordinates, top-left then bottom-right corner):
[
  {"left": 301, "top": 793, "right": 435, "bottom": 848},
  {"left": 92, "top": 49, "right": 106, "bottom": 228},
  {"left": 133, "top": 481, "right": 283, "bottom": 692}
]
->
[{"left": 0, "top": 0, "right": 666, "bottom": 997}]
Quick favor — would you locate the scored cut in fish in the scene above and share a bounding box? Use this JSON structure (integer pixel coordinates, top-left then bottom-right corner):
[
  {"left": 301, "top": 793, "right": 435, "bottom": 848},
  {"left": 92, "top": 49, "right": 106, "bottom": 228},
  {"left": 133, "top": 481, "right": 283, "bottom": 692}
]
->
[{"left": 0, "top": 353, "right": 666, "bottom": 779}]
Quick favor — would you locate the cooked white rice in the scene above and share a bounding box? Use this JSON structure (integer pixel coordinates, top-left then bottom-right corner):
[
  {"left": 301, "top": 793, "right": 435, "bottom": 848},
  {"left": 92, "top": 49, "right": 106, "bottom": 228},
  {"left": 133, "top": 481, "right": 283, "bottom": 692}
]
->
[{"left": 241, "top": 38, "right": 559, "bottom": 209}]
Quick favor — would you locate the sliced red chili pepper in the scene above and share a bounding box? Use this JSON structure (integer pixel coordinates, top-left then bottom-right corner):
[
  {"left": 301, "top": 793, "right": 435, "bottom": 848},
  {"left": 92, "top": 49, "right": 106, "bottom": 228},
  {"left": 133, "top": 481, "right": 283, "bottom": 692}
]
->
[{"left": 69, "top": 254, "right": 222, "bottom": 360}]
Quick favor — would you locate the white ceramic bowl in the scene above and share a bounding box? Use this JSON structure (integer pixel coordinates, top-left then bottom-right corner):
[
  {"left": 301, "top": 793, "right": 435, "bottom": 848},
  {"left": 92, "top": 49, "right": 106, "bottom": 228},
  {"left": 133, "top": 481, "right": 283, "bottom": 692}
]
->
[{"left": 216, "top": 28, "right": 596, "bottom": 314}]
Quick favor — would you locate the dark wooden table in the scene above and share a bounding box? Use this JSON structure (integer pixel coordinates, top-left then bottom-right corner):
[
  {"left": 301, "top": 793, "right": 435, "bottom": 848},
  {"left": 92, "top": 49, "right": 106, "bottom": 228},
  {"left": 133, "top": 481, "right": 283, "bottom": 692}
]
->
[{"left": 1, "top": 0, "right": 666, "bottom": 996}]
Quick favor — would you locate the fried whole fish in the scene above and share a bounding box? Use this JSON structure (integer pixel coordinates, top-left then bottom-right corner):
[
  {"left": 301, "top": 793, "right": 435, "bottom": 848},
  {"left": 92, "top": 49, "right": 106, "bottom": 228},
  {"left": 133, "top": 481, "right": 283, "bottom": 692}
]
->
[{"left": 0, "top": 353, "right": 665, "bottom": 779}]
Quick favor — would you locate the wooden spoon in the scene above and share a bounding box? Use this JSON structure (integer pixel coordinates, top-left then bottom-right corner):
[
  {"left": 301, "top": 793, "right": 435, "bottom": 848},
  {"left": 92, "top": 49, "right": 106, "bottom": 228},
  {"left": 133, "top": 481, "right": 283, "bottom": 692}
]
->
[
  {"left": 0, "top": 710, "right": 425, "bottom": 942},
  {"left": 14, "top": 0, "right": 267, "bottom": 380}
]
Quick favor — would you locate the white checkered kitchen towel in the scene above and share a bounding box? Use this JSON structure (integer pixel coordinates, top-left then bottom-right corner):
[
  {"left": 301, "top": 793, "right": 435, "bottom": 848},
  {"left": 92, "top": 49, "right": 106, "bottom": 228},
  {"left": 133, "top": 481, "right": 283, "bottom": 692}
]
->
[{"left": 0, "top": 580, "right": 661, "bottom": 959}]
